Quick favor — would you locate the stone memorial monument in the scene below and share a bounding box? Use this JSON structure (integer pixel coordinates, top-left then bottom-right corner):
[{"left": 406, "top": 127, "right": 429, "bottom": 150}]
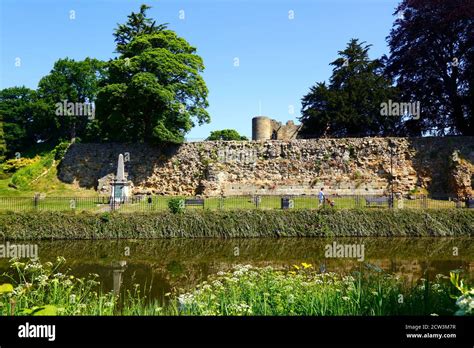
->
[{"left": 110, "top": 154, "right": 130, "bottom": 205}]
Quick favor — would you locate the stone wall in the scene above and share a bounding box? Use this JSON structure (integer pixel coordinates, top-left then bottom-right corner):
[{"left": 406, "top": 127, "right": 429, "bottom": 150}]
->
[{"left": 58, "top": 137, "right": 474, "bottom": 197}]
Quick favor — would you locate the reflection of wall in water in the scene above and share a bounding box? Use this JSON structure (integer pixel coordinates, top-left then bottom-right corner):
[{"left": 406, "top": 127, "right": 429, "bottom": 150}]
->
[{"left": 318, "top": 259, "right": 473, "bottom": 282}]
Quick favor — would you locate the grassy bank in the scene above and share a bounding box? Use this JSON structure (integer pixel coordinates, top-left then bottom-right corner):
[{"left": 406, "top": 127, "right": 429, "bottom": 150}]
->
[
  {"left": 0, "top": 259, "right": 471, "bottom": 316},
  {"left": 0, "top": 141, "right": 97, "bottom": 197},
  {"left": 0, "top": 209, "right": 472, "bottom": 240}
]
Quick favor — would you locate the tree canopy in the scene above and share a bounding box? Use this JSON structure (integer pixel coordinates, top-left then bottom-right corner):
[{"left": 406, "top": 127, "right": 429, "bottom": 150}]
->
[
  {"left": 385, "top": 0, "right": 474, "bottom": 136},
  {"left": 0, "top": 87, "right": 39, "bottom": 156},
  {"left": 207, "top": 129, "right": 248, "bottom": 141},
  {"left": 96, "top": 5, "right": 209, "bottom": 144},
  {"left": 0, "top": 4, "right": 210, "bottom": 158},
  {"left": 299, "top": 39, "right": 399, "bottom": 137},
  {"left": 1, "top": 2, "right": 473, "bottom": 164},
  {"left": 114, "top": 4, "right": 168, "bottom": 55},
  {"left": 37, "top": 57, "right": 105, "bottom": 142}
]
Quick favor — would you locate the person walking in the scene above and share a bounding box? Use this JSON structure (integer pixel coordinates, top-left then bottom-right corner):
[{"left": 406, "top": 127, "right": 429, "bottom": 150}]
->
[{"left": 318, "top": 187, "right": 325, "bottom": 207}]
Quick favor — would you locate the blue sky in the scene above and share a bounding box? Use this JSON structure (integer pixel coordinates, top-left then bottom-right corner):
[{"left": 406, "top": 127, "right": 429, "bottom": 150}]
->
[{"left": 0, "top": 0, "right": 399, "bottom": 139}]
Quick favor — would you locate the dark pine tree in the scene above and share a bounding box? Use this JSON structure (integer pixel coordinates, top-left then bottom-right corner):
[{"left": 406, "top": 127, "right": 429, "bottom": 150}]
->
[
  {"left": 300, "top": 39, "right": 400, "bottom": 138},
  {"left": 385, "top": 0, "right": 474, "bottom": 136}
]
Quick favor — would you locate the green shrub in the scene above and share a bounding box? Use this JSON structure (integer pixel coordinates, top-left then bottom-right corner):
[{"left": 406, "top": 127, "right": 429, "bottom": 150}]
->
[
  {"left": 100, "top": 212, "right": 111, "bottom": 223},
  {"left": 1, "top": 156, "right": 39, "bottom": 173},
  {"left": 168, "top": 198, "right": 185, "bottom": 214}
]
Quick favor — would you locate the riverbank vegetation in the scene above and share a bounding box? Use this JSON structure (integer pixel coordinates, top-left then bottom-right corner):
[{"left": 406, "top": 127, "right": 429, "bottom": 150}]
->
[
  {"left": 0, "top": 210, "right": 472, "bottom": 240},
  {"left": 0, "top": 259, "right": 471, "bottom": 316}
]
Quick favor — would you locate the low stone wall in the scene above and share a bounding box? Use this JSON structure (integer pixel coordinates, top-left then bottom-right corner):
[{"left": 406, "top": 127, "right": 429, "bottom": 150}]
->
[{"left": 57, "top": 137, "right": 474, "bottom": 197}]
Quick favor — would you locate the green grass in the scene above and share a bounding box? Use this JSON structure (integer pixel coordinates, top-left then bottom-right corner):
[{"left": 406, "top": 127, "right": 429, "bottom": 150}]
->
[
  {"left": 0, "top": 141, "right": 97, "bottom": 198},
  {"left": 0, "top": 166, "right": 98, "bottom": 198},
  {"left": 1, "top": 259, "right": 471, "bottom": 316},
  {"left": 0, "top": 193, "right": 461, "bottom": 212},
  {"left": 10, "top": 152, "right": 55, "bottom": 189}
]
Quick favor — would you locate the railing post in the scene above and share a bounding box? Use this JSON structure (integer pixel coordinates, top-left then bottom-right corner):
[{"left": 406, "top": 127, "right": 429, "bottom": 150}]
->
[
  {"left": 219, "top": 195, "right": 224, "bottom": 210},
  {"left": 420, "top": 195, "right": 427, "bottom": 209},
  {"left": 355, "top": 195, "right": 361, "bottom": 208},
  {"left": 254, "top": 195, "right": 261, "bottom": 209},
  {"left": 33, "top": 194, "right": 39, "bottom": 210},
  {"left": 397, "top": 194, "right": 404, "bottom": 209}
]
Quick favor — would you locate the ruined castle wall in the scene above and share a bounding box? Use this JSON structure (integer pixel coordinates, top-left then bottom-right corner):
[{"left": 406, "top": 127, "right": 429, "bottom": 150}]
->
[
  {"left": 252, "top": 116, "right": 301, "bottom": 140},
  {"left": 252, "top": 117, "right": 273, "bottom": 140},
  {"left": 58, "top": 137, "right": 474, "bottom": 197},
  {"left": 276, "top": 121, "right": 300, "bottom": 140}
]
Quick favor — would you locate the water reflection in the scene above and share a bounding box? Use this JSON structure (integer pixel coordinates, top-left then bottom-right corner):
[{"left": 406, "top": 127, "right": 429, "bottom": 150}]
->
[
  {"left": 0, "top": 237, "right": 471, "bottom": 304},
  {"left": 112, "top": 261, "right": 127, "bottom": 294}
]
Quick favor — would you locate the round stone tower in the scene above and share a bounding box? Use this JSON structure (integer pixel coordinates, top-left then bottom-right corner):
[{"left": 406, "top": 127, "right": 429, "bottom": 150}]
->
[{"left": 252, "top": 116, "right": 273, "bottom": 140}]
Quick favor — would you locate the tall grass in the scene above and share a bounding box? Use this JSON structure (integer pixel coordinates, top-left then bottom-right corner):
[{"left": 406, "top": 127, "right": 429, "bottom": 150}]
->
[
  {"left": 160, "top": 264, "right": 459, "bottom": 316},
  {"left": 0, "top": 257, "right": 116, "bottom": 315},
  {"left": 0, "top": 259, "right": 470, "bottom": 316},
  {"left": 1, "top": 210, "right": 473, "bottom": 240}
]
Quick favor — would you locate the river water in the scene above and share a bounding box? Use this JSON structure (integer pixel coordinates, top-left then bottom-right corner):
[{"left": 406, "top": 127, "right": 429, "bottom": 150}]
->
[{"left": 0, "top": 237, "right": 472, "bottom": 303}]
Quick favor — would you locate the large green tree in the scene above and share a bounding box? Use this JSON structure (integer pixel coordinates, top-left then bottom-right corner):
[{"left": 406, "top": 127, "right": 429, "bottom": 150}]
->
[
  {"left": 385, "top": 0, "right": 474, "bottom": 136},
  {"left": 0, "top": 58, "right": 104, "bottom": 156},
  {"left": 37, "top": 57, "right": 105, "bottom": 142},
  {"left": 0, "top": 87, "right": 38, "bottom": 156},
  {"left": 96, "top": 5, "right": 210, "bottom": 144},
  {"left": 299, "top": 39, "right": 399, "bottom": 137}
]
